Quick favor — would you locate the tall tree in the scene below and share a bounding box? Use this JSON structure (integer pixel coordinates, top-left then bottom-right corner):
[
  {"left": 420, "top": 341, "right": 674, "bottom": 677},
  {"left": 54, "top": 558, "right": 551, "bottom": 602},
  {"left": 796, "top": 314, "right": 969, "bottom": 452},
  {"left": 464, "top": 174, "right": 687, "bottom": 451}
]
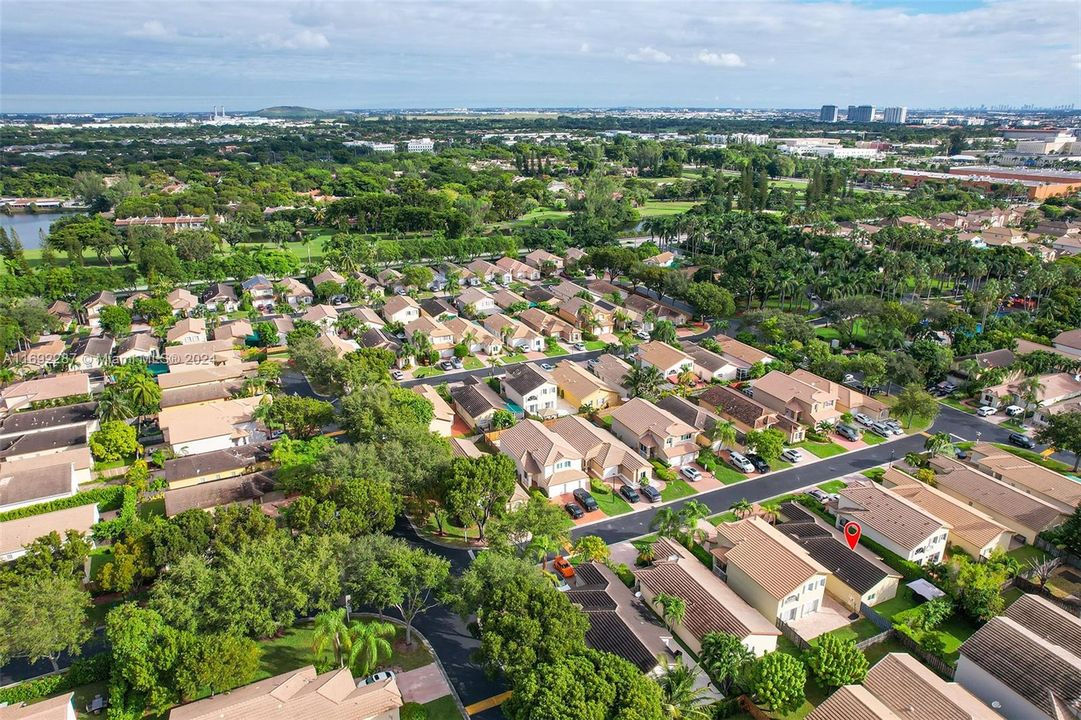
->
[
  {"left": 0, "top": 575, "right": 91, "bottom": 672},
  {"left": 445, "top": 454, "right": 517, "bottom": 541},
  {"left": 891, "top": 383, "right": 939, "bottom": 429}
]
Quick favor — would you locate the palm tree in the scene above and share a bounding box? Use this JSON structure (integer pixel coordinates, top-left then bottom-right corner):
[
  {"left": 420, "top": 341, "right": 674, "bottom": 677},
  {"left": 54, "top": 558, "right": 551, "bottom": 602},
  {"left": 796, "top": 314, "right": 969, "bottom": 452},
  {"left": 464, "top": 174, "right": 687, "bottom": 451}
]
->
[
  {"left": 655, "top": 659, "right": 712, "bottom": 720},
  {"left": 730, "top": 498, "right": 753, "bottom": 519},
  {"left": 759, "top": 501, "right": 781, "bottom": 524},
  {"left": 1017, "top": 376, "right": 1045, "bottom": 419},
  {"left": 654, "top": 592, "right": 686, "bottom": 631},
  {"left": 625, "top": 364, "right": 665, "bottom": 400},
  {"left": 311, "top": 608, "right": 351, "bottom": 668},
  {"left": 651, "top": 507, "right": 683, "bottom": 539},
  {"left": 528, "top": 534, "right": 561, "bottom": 572},
  {"left": 923, "top": 433, "right": 955, "bottom": 459},
  {"left": 96, "top": 386, "right": 134, "bottom": 421},
  {"left": 706, "top": 421, "right": 737, "bottom": 451},
  {"left": 344, "top": 619, "right": 396, "bottom": 677}
]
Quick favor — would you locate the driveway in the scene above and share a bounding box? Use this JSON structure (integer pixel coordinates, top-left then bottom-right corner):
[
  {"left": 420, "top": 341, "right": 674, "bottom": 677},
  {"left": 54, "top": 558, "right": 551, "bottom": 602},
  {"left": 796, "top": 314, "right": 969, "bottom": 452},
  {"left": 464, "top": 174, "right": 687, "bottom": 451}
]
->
[{"left": 395, "top": 664, "right": 451, "bottom": 705}]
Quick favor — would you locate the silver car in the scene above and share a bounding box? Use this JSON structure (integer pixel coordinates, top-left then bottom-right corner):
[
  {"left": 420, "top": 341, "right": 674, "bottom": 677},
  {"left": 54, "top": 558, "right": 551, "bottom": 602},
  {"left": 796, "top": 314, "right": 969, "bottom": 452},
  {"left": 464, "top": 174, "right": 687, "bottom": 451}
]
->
[{"left": 728, "top": 452, "right": 755, "bottom": 473}]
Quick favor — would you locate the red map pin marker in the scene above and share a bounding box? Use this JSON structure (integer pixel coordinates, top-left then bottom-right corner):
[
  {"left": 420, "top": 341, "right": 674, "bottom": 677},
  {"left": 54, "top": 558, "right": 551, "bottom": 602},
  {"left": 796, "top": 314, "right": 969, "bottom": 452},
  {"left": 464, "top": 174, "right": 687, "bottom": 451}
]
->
[{"left": 844, "top": 521, "right": 862, "bottom": 550}]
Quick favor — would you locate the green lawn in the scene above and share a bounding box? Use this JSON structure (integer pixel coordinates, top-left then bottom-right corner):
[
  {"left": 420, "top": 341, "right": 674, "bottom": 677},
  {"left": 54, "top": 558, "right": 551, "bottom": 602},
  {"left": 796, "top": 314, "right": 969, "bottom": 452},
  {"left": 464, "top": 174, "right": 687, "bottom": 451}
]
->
[
  {"left": 816, "top": 480, "right": 847, "bottom": 494},
  {"left": 660, "top": 477, "right": 697, "bottom": 501},
  {"left": 827, "top": 618, "right": 884, "bottom": 644},
  {"left": 137, "top": 497, "right": 165, "bottom": 519},
  {"left": 543, "top": 345, "right": 569, "bottom": 357},
  {"left": 892, "top": 607, "right": 978, "bottom": 664},
  {"left": 419, "top": 512, "right": 482, "bottom": 546},
  {"left": 88, "top": 548, "right": 113, "bottom": 583},
  {"left": 412, "top": 366, "right": 444, "bottom": 378},
  {"left": 500, "top": 353, "right": 527, "bottom": 363},
  {"left": 516, "top": 207, "right": 572, "bottom": 223},
  {"left": 92, "top": 455, "right": 136, "bottom": 472},
  {"left": 1007, "top": 544, "right": 1050, "bottom": 565},
  {"left": 590, "top": 485, "right": 634, "bottom": 516},
  {"left": 256, "top": 621, "right": 433, "bottom": 681},
  {"left": 584, "top": 340, "right": 607, "bottom": 350},
  {"left": 872, "top": 589, "right": 922, "bottom": 622},
  {"left": 861, "top": 432, "right": 888, "bottom": 446},
  {"left": 709, "top": 511, "right": 738, "bottom": 526},
  {"left": 795, "top": 440, "right": 847, "bottom": 459},
  {"left": 940, "top": 397, "right": 976, "bottom": 414},
  {"left": 636, "top": 200, "right": 698, "bottom": 217},
  {"left": 463, "top": 357, "right": 484, "bottom": 370},
  {"left": 423, "top": 696, "right": 465, "bottom": 720}
]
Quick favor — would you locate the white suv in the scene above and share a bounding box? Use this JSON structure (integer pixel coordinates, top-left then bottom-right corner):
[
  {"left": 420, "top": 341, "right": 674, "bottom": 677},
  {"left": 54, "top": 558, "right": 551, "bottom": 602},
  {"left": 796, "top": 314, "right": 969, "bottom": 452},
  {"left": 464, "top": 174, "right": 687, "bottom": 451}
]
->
[{"left": 728, "top": 452, "right": 755, "bottom": 473}]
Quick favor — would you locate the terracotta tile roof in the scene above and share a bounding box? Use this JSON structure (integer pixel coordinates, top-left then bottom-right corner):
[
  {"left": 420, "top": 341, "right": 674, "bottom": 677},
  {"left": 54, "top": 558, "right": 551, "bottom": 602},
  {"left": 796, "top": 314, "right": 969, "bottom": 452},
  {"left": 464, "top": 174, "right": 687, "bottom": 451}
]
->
[
  {"left": 609, "top": 397, "right": 696, "bottom": 441},
  {"left": 959, "top": 603, "right": 1081, "bottom": 719},
  {"left": 382, "top": 294, "right": 419, "bottom": 317},
  {"left": 887, "top": 473, "right": 1011, "bottom": 551},
  {"left": 970, "top": 443, "right": 1081, "bottom": 508},
  {"left": 166, "top": 317, "right": 207, "bottom": 343},
  {"left": 157, "top": 363, "right": 258, "bottom": 390},
  {"left": 168, "top": 666, "right": 402, "bottom": 720},
  {"left": 807, "top": 685, "right": 903, "bottom": 720},
  {"left": 590, "top": 354, "right": 631, "bottom": 392},
  {"left": 714, "top": 335, "right": 774, "bottom": 365},
  {"left": 548, "top": 415, "right": 650, "bottom": 476},
  {"left": 158, "top": 396, "right": 264, "bottom": 445},
  {"left": 117, "top": 332, "right": 160, "bottom": 355},
  {"left": 1, "top": 373, "right": 91, "bottom": 407},
  {"left": 498, "top": 419, "right": 582, "bottom": 475},
  {"left": 300, "top": 304, "right": 337, "bottom": 323},
  {"left": 634, "top": 539, "right": 779, "bottom": 641},
  {"left": 837, "top": 480, "right": 950, "bottom": 551},
  {"left": 637, "top": 341, "right": 693, "bottom": 372},
  {"left": 0, "top": 692, "right": 75, "bottom": 720},
  {"left": 856, "top": 652, "right": 1002, "bottom": 720},
  {"left": 1053, "top": 327, "right": 1081, "bottom": 348},
  {"left": 713, "top": 517, "right": 828, "bottom": 598},
  {"left": 927, "top": 456, "right": 1066, "bottom": 532},
  {"left": 0, "top": 446, "right": 92, "bottom": 475},
  {"left": 550, "top": 361, "right": 617, "bottom": 402},
  {"left": 1, "top": 504, "right": 98, "bottom": 557},
  {"left": 164, "top": 338, "right": 243, "bottom": 366}
]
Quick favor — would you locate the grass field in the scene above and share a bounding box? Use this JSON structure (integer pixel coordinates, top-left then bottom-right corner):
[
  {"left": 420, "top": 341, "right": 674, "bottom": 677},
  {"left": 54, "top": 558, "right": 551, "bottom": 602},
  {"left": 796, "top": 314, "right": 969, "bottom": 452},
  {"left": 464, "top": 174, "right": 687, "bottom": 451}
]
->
[
  {"left": 816, "top": 480, "right": 847, "bottom": 494},
  {"left": 861, "top": 432, "right": 887, "bottom": 446},
  {"left": 827, "top": 618, "right": 885, "bottom": 644},
  {"left": 636, "top": 200, "right": 698, "bottom": 217},
  {"left": 412, "top": 366, "right": 444, "bottom": 379},
  {"left": 584, "top": 340, "right": 607, "bottom": 350},
  {"left": 516, "top": 207, "right": 572, "bottom": 223},
  {"left": 660, "top": 477, "right": 698, "bottom": 501},
  {"left": 423, "top": 696, "right": 465, "bottom": 720},
  {"left": 795, "top": 440, "right": 847, "bottom": 459},
  {"left": 590, "top": 484, "right": 634, "bottom": 516},
  {"left": 463, "top": 357, "right": 484, "bottom": 370}
]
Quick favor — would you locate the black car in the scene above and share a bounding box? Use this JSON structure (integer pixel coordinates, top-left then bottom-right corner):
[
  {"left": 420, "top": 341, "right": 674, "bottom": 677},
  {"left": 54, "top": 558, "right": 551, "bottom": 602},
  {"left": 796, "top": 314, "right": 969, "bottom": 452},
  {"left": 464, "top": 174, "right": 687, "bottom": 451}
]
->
[
  {"left": 1008, "top": 432, "right": 1036, "bottom": 449},
  {"left": 639, "top": 485, "right": 662, "bottom": 503},
  {"left": 746, "top": 453, "right": 770, "bottom": 474},
  {"left": 619, "top": 485, "right": 641, "bottom": 503},
  {"left": 573, "top": 488, "right": 599, "bottom": 513},
  {"left": 564, "top": 503, "right": 584, "bottom": 519}
]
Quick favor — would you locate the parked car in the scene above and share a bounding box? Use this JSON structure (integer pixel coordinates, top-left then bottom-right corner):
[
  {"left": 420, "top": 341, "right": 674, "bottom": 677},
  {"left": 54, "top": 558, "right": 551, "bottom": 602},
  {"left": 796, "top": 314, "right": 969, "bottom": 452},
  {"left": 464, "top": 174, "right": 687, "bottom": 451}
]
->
[
  {"left": 573, "top": 342, "right": 586, "bottom": 351},
  {"left": 552, "top": 556, "right": 576, "bottom": 580},
  {"left": 539, "top": 362, "right": 554, "bottom": 371},
  {"left": 853, "top": 412, "right": 874, "bottom": 427},
  {"left": 635, "top": 330, "right": 650, "bottom": 340},
  {"left": 639, "top": 484, "right": 662, "bottom": 503},
  {"left": 358, "top": 671, "right": 395, "bottom": 687},
  {"left": 746, "top": 453, "right": 770, "bottom": 473},
  {"left": 586, "top": 358, "right": 599, "bottom": 369},
  {"left": 728, "top": 451, "right": 755, "bottom": 473},
  {"left": 1008, "top": 432, "right": 1036, "bottom": 449},
  {"left": 680, "top": 466, "right": 701, "bottom": 482},
  {"left": 780, "top": 448, "right": 804, "bottom": 463},
  {"left": 1004, "top": 405, "right": 1025, "bottom": 417},
  {"left": 836, "top": 424, "right": 861, "bottom": 441},
  {"left": 573, "top": 488, "right": 599, "bottom": 512},
  {"left": 390, "top": 370, "right": 404, "bottom": 381},
  {"left": 451, "top": 357, "right": 463, "bottom": 369},
  {"left": 619, "top": 485, "right": 641, "bottom": 503},
  {"left": 440, "top": 360, "right": 455, "bottom": 370},
  {"left": 807, "top": 488, "right": 830, "bottom": 502},
  {"left": 870, "top": 422, "right": 892, "bottom": 438},
  {"left": 976, "top": 406, "right": 996, "bottom": 417},
  {"left": 883, "top": 420, "right": 904, "bottom": 435},
  {"left": 564, "top": 503, "right": 584, "bottom": 519}
]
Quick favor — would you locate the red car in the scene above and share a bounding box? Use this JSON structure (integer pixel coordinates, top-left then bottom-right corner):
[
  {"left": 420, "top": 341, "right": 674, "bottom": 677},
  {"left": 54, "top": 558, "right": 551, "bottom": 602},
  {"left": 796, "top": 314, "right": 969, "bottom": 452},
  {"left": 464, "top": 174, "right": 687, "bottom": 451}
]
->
[{"left": 552, "top": 556, "right": 576, "bottom": 580}]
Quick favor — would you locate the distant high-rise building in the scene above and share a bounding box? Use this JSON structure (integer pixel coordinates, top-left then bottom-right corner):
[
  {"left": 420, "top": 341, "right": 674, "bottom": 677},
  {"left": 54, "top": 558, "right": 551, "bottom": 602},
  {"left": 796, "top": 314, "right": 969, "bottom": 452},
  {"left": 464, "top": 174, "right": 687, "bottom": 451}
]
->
[
  {"left": 883, "top": 106, "right": 908, "bottom": 124},
  {"left": 820, "top": 105, "right": 839, "bottom": 123},
  {"left": 847, "top": 105, "right": 876, "bottom": 123}
]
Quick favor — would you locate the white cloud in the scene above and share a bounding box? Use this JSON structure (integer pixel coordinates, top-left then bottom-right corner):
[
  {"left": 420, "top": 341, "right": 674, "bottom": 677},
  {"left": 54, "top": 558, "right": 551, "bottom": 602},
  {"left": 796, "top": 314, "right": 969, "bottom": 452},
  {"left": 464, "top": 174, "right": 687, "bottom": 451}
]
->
[
  {"left": 626, "top": 46, "right": 671, "bottom": 63},
  {"left": 257, "top": 29, "right": 330, "bottom": 51},
  {"left": 125, "top": 21, "right": 172, "bottom": 39},
  {"left": 695, "top": 50, "right": 744, "bottom": 67},
  {"left": 579, "top": 42, "right": 591, "bottom": 53}
]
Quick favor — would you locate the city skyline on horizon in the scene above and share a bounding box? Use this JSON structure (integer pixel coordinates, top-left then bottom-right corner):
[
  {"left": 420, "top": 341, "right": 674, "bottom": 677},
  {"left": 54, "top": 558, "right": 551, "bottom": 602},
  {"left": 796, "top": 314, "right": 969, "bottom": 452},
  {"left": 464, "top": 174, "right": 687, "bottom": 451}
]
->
[{"left": 1, "top": 0, "right": 1079, "bottom": 114}]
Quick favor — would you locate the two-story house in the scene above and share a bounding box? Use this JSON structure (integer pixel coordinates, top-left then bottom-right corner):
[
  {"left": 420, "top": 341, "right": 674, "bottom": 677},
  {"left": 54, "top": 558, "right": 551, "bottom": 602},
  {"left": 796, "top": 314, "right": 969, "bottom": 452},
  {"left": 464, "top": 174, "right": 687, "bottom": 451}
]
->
[
  {"left": 483, "top": 313, "right": 544, "bottom": 352},
  {"left": 381, "top": 295, "right": 421, "bottom": 324},
  {"left": 443, "top": 317, "right": 502, "bottom": 356},
  {"left": 405, "top": 316, "right": 457, "bottom": 358},
  {"left": 498, "top": 418, "right": 588, "bottom": 497},
  {"left": 524, "top": 248, "right": 563, "bottom": 272},
  {"left": 496, "top": 256, "right": 539, "bottom": 281},
  {"left": 456, "top": 287, "right": 498, "bottom": 317},
  {"left": 608, "top": 397, "right": 698, "bottom": 467},
  {"left": 550, "top": 414, "right": 652, "bottom": 488},
  {"left": 712, "top": 517, "right": 831, "bottom": 623},
  {"left": 518, "top": 307, "right": 580, "bottom": 343},
  {"left": 636, "top": 341, "right": 694, "bottom": 379},
  {"left": 557, "top": 296, "right": 614, "bottom": 336},
  {"left": 300, "top": 304, "right": 338, "bottom": 332},
  {"left": 836, "top": 480, "right": 951, "bottom": 565},
  {"left": 167, "top": 287, "right": 199, "bottom": 316},
  {"left": 83, "top": 290, "right": 117, "bottom": 330},
  {"left": 241, "top": 275, "right": 276, "bottom": 312},
  {"left": 751, "top": 370, "right": 841, "bottom": 426},
  {"left": 551, "top": 360, "right": 621, "bottom": 411},
  {"left": 502, "top": 364, "right": 558, "bottom": 416},
  {"left": 201, "top": 283, "right": 238, "bottom": 312},
  {"left": 167, "top": 317, "right": 208, "bottom": 345}
]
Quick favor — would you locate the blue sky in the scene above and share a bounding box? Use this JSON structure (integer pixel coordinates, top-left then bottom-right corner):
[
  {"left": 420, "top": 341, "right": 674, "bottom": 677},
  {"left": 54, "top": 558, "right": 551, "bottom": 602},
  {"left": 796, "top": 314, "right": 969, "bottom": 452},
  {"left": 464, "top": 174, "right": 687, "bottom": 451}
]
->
[{"left": 1, "top": 0, "right": 1078, "bottom": 113}]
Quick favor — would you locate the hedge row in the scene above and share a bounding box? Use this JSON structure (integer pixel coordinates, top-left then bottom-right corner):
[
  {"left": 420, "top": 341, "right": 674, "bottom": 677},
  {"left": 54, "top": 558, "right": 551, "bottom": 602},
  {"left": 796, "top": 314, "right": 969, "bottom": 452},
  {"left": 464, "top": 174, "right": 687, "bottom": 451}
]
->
[
  {"left": 91, "top": 486, "right": 138, "bottom": 541},
  {"left": 0, "top": 654, "right": 110, "bottom": 705},
  {"left": 0, "top": 486, "right": 124, "bottom": 523}
]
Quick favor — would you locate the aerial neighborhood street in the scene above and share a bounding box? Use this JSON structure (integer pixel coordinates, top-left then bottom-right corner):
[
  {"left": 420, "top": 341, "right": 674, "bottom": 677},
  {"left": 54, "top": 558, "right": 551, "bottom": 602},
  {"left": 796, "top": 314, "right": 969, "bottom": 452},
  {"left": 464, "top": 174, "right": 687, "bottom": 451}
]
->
[{"left": 2, "top": 4, "right": 1081, "bottom": 719}]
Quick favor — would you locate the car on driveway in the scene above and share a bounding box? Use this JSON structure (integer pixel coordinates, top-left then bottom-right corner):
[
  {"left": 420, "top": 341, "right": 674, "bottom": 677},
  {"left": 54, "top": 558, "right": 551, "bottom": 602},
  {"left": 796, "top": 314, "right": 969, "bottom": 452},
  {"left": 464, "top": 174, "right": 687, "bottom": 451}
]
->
[
  {"left": 564, "top": 503, "right": 584, "bottom": 519},
  {"left": 883, "top": 420, "right": 904, "bottom": 435},
  {"left": 836, "top": 424, "right": 862, "bottom": 441},
  {"left": 619, "top": 485, "right": 641, "bottom": 503},
  {"left": 573, "top": 342, "right": 586, "bottom": 351},
  {"left": 390, "top": 370, "right": 404, "bottom": 381},
  {"left": 746, "top": 453, "right": 770, "bottom": 473},
  {"left": 780, "top": 448, "right": 804, "bottom": 463},
  {"left": 540, "top": 362, "right": 554, "bottom": 371},
  {"left": 1005, "top": 405, "right": 1025, "bottom": 417},
  {"left": 1008, "top": 432, "right": 1036, "bottom": 449},
  {"left": 728, "top": 451, "right": 755, "bottom": 473},
  {"left": 552, "top": 556, "right": 576, "bottom": 580},
  {"left": 870, "top": 422, "right": 893, "bottom": 438},
  {"left": 358, "top": 671, "right": 395, "bottom": 687},
  {"left": 440, "top": 360, "right": 455, "bottom": 370},
  {"left": 807, "top": 488, "right": 831, "bottom": 502},
  {"left": 451, "top": 357, "right": 463, "bottom": 369},
  {"left": 853, "top": 412, "right": 874, "bottom": 427},
  {"left": 680, "top": 466, "right": 701, "bottom": 482},
  {"left": 573, "top": 488, "right": 599, "bottom": 512},
  {"left": 976, "top": 406, "right": 996, "bottom": 417},
  {"left": 635, "top": 330, "right": 650, "bottom": 340},
  {"left": 639, "top": 484, "right": 662, "bottom": 503}
]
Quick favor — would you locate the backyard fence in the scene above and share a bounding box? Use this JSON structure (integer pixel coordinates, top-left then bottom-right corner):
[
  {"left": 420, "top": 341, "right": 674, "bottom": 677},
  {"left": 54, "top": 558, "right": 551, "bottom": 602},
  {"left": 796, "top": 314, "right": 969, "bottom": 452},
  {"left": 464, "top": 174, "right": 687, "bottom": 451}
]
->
[
  {"left": 859, "top": 602, "right": 893, "bottom": 632},
  {"left": 890, "top": 629, "right": 956, "bottom": 680},
  {"left": 1009, "top": 576, "right": 1081, "bottom": 617},
  {"left": 855, "top": 628, "right": 895, "bottom": 650},
  {"left": 774, "top": 617, "right": 810, "bottom": 652},
  {"left": 1034, "top": 536, "right": 1081, "bottom": 570}
]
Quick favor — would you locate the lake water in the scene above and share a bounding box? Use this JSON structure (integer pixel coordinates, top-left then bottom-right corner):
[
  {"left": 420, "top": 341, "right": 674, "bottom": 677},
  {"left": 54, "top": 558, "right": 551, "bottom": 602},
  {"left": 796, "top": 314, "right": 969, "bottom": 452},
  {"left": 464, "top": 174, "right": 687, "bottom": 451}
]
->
[{"left": 0, "top": 212, "right": 81, "bottom": 249}]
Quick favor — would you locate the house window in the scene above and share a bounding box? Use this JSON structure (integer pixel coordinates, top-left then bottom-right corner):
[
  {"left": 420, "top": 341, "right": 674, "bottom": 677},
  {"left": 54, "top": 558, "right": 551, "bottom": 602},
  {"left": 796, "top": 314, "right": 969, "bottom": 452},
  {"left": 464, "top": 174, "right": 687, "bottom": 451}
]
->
[
  {"left": 784, "top": 594, "right": 799, "bottom": 605},
  {"left": 867, "top": 592, "right": 876, "bottom": 602}
]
